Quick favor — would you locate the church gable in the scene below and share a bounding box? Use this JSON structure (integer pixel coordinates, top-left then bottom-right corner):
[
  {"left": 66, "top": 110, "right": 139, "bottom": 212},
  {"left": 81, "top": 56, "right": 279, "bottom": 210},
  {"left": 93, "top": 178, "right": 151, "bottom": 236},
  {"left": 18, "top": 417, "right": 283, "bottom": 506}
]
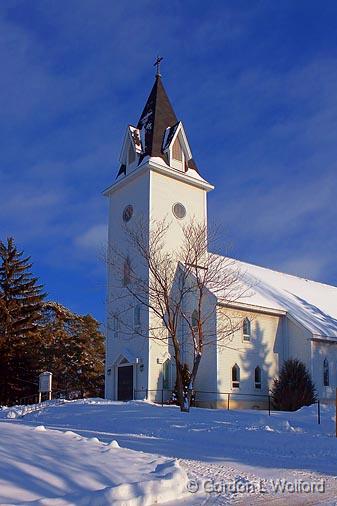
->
[
  {"left": 162, "top": 121, "right": 194, "bottom": 172},
  {"left": 117, "top": 125, "right": 143, "bottom": 178}
]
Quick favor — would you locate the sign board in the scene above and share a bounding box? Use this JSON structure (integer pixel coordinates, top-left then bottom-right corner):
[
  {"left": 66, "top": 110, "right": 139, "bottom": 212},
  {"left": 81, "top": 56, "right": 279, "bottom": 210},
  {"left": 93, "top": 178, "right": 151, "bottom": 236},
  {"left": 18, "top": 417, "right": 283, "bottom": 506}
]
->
[{"left": 39, "top": 372, "right": 52, "bottom": 393}]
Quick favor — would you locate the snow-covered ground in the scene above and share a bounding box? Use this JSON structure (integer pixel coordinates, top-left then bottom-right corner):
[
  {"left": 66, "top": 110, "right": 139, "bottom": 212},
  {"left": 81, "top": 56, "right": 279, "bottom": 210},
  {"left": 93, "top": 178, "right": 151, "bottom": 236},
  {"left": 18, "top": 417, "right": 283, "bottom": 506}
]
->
[
  {"left": 0, "top": 412, "right": 186, "bottom": 505},
  {"left": 1, "top": 399, "right": 337, "bottom": 505}
]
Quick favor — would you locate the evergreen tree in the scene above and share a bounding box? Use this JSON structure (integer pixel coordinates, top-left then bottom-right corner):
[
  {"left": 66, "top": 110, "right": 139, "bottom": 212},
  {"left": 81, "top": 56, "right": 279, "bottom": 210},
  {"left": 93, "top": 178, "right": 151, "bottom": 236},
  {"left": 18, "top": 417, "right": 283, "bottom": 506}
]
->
[
  {"left": 37, "top": 302, "right": 104, "bottom": 397},
  {"left": 0, "top": 237, "right": 46, "bottom": 403},
  {"left": 272, "top": 358, "right": 317, "bottom": 411},
  {"left": 171, "top": 363, "right": 195, "bottom": 406}
]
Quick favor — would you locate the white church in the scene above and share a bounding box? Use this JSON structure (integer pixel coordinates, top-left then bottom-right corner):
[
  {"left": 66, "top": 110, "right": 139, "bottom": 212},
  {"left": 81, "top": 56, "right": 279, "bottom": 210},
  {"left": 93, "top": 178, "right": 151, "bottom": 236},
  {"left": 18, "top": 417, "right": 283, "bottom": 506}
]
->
[{"left": 104, "top": 68, "right": 337, "bottom": 409}]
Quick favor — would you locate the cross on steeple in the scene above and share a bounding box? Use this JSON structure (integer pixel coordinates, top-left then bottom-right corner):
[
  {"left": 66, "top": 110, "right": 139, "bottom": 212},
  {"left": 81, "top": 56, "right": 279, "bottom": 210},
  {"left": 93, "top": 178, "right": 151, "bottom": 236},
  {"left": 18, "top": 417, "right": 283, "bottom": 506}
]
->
[{"left": 154, "top": 56, "right": 163, "bottom": 77}]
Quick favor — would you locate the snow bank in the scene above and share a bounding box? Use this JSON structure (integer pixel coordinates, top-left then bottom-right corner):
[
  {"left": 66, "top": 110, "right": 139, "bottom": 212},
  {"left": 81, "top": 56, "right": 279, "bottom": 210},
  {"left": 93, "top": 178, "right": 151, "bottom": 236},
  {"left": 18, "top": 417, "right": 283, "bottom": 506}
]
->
[
  {"left": 34, "top": 425, "right": 47, "bottom": 432},
  {"left": 108, "top": 439, "right": 120, "bottom": 448},
  {"left": 3, "top": 404, "right": 40, "bottom": 419},
  {"left": 27, "top": 459, "right": 186, "bottom": 506},
  {"left": 0, "top": 421, "right": 188, "bottom": 506},
  {"left": 0, "top": 399, "right": 68, "bottom": 420}
]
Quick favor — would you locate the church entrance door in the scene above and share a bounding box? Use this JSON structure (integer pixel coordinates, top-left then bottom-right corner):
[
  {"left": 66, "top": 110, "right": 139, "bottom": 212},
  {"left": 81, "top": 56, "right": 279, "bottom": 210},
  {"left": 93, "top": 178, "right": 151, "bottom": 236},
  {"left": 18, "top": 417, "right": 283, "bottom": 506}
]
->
[{"left": 117, "top": 365, "right": 133, "bottom": 401}]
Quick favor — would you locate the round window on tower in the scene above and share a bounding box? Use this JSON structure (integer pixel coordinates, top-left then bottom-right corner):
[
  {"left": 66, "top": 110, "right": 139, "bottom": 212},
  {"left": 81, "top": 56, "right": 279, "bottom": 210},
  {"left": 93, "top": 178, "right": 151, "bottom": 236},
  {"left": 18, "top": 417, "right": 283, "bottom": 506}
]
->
[
  {"left": 172, "top": 202, "right": 186, "bottom": 219},
  {"left": 123, "top": 205, "right": 133, "bottom": 223}
]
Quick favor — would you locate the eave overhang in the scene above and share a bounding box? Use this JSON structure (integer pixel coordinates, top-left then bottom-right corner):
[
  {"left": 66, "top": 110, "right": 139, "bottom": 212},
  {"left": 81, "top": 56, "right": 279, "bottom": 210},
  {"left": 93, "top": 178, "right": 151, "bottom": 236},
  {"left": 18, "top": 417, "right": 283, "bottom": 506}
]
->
[{"left": 103, "top": 157, "right": 214, "bottom": 197}]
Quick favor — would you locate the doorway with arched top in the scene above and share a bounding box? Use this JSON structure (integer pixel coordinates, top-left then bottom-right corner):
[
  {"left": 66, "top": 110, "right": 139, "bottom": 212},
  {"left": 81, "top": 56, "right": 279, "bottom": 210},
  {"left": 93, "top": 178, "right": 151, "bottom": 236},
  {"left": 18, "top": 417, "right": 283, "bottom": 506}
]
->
[{"left": 117, "top": 357, "right": 134, "bottom": 401}]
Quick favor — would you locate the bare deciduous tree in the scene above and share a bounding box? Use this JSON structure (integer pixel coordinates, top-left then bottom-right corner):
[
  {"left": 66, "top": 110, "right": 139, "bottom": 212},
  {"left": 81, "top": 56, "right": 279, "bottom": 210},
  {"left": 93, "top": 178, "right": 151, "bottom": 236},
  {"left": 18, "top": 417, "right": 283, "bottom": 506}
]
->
[{"left": 107, "top": 217, "right": 250, "bottom": 412}]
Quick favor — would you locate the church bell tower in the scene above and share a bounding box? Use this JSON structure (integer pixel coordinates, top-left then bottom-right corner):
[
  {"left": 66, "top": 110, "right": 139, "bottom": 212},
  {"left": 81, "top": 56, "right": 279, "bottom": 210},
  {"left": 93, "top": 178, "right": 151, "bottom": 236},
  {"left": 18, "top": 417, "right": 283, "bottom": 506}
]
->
[{"left": 104, "top": 62, "right": 213, "bottom": 401}]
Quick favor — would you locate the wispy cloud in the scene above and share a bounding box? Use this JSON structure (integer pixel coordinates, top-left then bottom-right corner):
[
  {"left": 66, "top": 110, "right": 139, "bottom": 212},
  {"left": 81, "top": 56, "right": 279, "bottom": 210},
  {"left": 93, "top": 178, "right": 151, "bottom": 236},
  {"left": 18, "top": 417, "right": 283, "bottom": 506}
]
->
[{"left": 75, "top": 224, "right": 107, "bottom": 251}]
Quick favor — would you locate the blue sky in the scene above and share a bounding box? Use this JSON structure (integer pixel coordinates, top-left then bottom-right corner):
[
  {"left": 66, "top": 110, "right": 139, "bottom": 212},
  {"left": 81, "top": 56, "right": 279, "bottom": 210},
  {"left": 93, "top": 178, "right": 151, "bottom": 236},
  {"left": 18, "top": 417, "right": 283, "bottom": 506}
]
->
[{"left": 1, "top": 1, "right": 337, "bottom": 323}]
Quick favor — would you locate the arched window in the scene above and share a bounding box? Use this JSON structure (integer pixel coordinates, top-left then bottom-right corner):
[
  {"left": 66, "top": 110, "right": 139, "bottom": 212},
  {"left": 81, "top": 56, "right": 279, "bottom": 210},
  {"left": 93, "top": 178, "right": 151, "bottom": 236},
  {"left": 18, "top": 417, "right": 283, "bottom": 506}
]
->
[
  {"left": 123, "top": 257, "right": 131, "bottom": 286},
  {"left": 255, "top": 366, "right": 261, "bottom": 389},
  {"left": 113, "top": 316, "right": 119, "bottom": 339},
  {"left": 191, "top": 309, "right": 198, "bottom": 333},
  {"left": 163, "top": 359, "right": 171, "bottom": 389},
  {"left": 243, "top": 317, "right": 251, "bottom": 341},
  {"left": 232, "top": 363, "right": 240, "bottom": 388},
  {"left": 134, "top": 304, "right": 141, "bottom": 332},
  {"left": 323, "top": 358, "right": 329, "bottom": 386}
]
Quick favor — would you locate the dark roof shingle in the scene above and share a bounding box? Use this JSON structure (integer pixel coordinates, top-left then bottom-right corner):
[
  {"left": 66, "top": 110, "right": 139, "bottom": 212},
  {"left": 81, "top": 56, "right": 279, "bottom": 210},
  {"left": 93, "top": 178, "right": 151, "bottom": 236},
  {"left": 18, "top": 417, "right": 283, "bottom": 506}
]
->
[{"left": 137, "top": 76, "right": 178, "bottom": 161}]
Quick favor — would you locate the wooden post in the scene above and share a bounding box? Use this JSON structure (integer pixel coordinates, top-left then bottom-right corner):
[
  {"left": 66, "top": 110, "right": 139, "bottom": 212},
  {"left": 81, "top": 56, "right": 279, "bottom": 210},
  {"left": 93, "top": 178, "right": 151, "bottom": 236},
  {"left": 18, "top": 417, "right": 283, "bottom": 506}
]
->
[
  {"left": 317, "top": 400, "right": 321, "bottom": 425},
  {"left": 227, "top": 393, "right": 230, "bottom": 410}
]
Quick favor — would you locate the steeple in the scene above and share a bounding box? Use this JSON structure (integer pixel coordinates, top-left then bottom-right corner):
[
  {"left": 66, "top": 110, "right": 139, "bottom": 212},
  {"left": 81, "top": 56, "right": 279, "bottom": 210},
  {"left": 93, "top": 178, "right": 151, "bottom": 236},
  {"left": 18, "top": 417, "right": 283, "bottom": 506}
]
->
[
  {"left": 137, "top": 75, "right": 178, "bottom": 160},
  {"left": 116, "top": 63, "right": 202, "bottom": 179}
]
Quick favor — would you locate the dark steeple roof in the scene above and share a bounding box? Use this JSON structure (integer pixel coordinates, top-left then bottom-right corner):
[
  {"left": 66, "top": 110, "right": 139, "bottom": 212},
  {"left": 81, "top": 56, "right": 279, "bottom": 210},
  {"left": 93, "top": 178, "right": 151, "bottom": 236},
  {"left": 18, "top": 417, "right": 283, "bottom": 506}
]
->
[
  {"left": 113, "top": 73, "right": 200, "bottom": 179},
  {"left": 137, "top": 75, "right": 178, "bottom": 160}
]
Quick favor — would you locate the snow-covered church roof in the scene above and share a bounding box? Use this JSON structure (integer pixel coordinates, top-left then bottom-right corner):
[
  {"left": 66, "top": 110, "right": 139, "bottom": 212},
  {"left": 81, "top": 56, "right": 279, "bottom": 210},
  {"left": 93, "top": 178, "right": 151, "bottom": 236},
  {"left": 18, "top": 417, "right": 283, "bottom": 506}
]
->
[{"left": 215, "top": 255, "right": 337, "bottom": 340}]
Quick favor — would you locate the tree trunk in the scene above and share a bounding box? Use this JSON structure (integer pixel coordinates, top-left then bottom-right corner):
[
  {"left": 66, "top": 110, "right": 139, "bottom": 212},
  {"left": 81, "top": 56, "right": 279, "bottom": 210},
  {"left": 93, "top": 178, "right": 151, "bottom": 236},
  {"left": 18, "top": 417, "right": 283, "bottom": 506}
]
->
[
  {"left": 171, "top": 337, "right": 188, "bottom": 412},
  {"left": 185, "top": 352, "right": 202, "bottom": 412},
  {"left": 175, "top": 362, "right": 186, "bottom": 411}
]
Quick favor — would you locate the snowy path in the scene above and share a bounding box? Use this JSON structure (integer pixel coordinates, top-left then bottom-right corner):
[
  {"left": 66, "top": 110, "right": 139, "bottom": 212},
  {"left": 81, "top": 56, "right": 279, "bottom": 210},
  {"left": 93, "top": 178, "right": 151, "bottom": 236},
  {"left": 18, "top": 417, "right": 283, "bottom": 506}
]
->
[
  {"left": 176, "top": 460, "right": 337, "bottom": 505},
  {"left": 1, "top": 400, "right": 337, "bottom": 504}
]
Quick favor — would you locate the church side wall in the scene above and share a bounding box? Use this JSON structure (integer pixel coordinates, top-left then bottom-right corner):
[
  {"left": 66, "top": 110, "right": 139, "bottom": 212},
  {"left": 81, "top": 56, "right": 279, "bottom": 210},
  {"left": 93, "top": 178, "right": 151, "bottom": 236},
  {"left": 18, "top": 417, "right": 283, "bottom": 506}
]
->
[
  {"left": 215, "top": 306, "right": 283, "bottom": 409},
  {"left": 311, "top": 339, "right": 337, "bottom": 402},
  {"left": 192, "top": 292, "right": 218, "bottom": 406},
  {"left": 272, "top": 318, "right": 337, "bottom": 403},
  {"left": 287, "top": 318, "right": 312, "bottom": 370}
]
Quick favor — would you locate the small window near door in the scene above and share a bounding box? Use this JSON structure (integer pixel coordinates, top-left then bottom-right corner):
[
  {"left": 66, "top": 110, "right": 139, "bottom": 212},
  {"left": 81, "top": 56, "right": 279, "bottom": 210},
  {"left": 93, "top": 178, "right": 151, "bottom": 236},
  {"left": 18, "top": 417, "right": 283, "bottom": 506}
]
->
[
  {"left": 255, "top": 366, "right": 261, "bottom": 389},
  {"left": 123, "top": 257, "right": 132, "bottom": 286},
  {"left": 232, "top": 363, "right": 240, "bottom": 389},
  {"left": 163, "top": 359, "right": 171, "bottom": 389},
  {"left": 243, "top": 318, "right": 251, "bottom": 341},
  {"left": 323, "top": 358, "right": 329, "bottom": 386}
]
